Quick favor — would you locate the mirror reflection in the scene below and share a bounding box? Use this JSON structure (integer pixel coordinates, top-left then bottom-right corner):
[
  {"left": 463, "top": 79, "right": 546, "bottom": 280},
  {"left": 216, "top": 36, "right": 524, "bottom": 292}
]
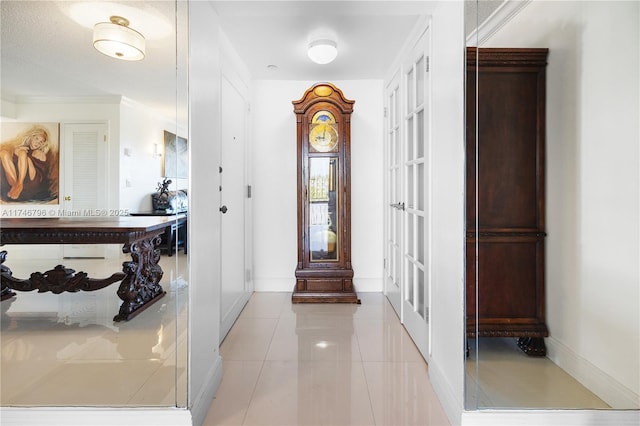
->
[
  {"left": 466, "top": 0, "right": 639, "bottom": 410},
  {"left": 0, "top": 0, "right": 188, "bottom": 407}
]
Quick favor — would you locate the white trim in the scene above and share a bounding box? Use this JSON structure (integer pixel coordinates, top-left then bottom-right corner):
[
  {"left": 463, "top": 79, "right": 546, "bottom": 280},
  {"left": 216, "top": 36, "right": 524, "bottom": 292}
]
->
[
  {"left": 466, "top": 0, "right": 531, "bottom": 46},
  {"left": 429, "top": 359, "right": 464, "bottom": 426},
  {"left": 253, "top": 278, "right": 292, "bottom": 292},
  {"left": 546, "top": 336, "right": 639, "bottom": 409},
  {"left": 220, "top": 291, "right": 251, "bottom": 342},
  {"left": 384, "top": 14, "right": 430, "bottom": 83},
  {"left": 189, "top": 354, "right": 223, "bottom": 426},
  {"left": 352, "top": 277, "right": 383, "bottom": 292},
  {"left": 0, "top": 408, "right": 191, "bottom": 426},
  {"left": 461, "top": 409, "right": 640, "bottom": 426},
  {"left": 11, "top": 95, "right": 123, "bottom": 105}
]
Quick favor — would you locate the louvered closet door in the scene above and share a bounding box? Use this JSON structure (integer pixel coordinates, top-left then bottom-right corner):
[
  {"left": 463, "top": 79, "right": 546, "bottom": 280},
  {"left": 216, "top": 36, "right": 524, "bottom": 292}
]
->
[{"left": 62, "top": 123, "right": 108, "bottom": 258}]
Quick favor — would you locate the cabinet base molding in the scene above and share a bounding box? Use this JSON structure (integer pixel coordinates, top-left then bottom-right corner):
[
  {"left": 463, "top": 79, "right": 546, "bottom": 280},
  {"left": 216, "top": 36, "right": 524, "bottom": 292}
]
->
[
  {"left": 292, "top": 273, "right": 358, "bottom": 303},
  {"left": 293, "top": 264, "right": 358, "bottom": 303},
  {"left": 291, "top": 290, "right": 359, "bottom": 304},
  {"left": 467, "top": 320, "right": 548, "bottom": 356}
]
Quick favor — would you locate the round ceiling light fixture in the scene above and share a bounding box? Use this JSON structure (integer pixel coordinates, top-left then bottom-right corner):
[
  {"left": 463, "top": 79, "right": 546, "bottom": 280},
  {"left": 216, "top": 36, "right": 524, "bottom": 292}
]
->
[
  {"left": 307, "top": 38, "right": 338, "bottom": 65},
  {"left": 93, "top": 16, "right": 145, "bottom": 61}
]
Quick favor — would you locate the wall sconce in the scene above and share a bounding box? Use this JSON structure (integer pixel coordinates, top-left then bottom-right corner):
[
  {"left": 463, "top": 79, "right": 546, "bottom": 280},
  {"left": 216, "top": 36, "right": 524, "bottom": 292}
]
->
[
  {"left": 93, "top": 16, "right": 145, "bottom": 61},
  {"left": 153, "top": 144, "right": 162, "bottom": 159},
  {"left": 308, "top": 38, "right": 338, "bottom": 65}
]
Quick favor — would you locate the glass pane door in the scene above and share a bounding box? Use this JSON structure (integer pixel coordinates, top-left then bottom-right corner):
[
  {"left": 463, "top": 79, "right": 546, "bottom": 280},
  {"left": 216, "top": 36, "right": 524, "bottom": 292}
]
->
[
  {"left": 385, "top": 71, "right": 402, "bottom": 316},
  {"left": 401, "top": 26, "right": 430, "bottom": 359}
]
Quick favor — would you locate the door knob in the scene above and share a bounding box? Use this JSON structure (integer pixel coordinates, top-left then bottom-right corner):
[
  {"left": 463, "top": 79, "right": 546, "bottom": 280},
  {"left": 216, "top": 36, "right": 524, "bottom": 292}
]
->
[
  {"left": 219, "top": 205, "right": 228, "bottom": 214},
  {"left": 64, "top": 196, "right": 71, "bottom": 201}
]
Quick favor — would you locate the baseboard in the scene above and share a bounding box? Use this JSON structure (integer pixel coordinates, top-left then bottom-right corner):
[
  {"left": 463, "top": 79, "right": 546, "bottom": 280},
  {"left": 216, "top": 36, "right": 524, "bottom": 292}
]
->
[
  {"left": 546, "top": 336, "right": 639, "bottom": 409},
  {"left": 0, "top": 408, "right": 192, "bottom": 425},
  {"left": 189, "top": 354, "right": 223, "bottom": 426},
  {"left": 253, "top": 277, "right": 383, "bottom": 292},
  {"left": 220, "top": 291, "right": 252, "bottom": 342},
  {"left": 254, "top": 278, "right": 292, "bottom": 292},
  {"left": 428, "top": 359, "right": 464, "bottom": 426},
  {"left": 462, "top": 409, "right": 640, "bottom": 425},
  {"left": 353, "top": 277, "right": 383, "bottom": 292}
]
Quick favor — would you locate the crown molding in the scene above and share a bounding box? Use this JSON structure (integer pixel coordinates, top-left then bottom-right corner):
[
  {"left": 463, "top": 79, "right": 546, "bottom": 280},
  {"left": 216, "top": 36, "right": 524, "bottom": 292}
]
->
[
  {"left": 9, "top": 95, "right": 123, "bottom": 105},
  {"left": 466, "top": 0, "right": 531, "bottom": 46}
]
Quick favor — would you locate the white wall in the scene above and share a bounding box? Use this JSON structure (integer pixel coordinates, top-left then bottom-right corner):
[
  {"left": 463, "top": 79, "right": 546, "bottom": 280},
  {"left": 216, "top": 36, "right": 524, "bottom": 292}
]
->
[
  {"left": 425, "top": 2, "right": 467, "bottom": 425},
  {"left": 187, "top": 2, "right": 224, "bottom": 425},
  {"left": 251, "top": 79, "right": 385, "bottom": 293},
  {"left": 0, "top": 99, "right": 122, "bottom": 259},
  {"left": 1, "top": 98, "right": 121, "bottom": 212},
  {"left": 0, "top": 98, "right": 180, "bottom": 258},
  {"left": 119, "top": 97, "right": 183, "bottom": 212},
  {"left": 1, "top": 97, "right": 179, "bottom": 215},
  {"left": 482, "top": 0, "right": 639, "bottom": 409}
]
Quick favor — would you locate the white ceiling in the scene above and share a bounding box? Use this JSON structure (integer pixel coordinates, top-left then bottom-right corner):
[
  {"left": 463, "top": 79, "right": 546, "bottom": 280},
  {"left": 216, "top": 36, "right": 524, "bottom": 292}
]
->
[
  {"left": 1, "top": 1, "right": 436, "bottom": 118},
  {"left": 211, "top": 1, "right": 435, "bottom": 80}
]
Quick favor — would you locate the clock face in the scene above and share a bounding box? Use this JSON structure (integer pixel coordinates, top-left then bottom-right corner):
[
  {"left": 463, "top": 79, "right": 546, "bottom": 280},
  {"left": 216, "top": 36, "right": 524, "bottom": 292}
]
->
[{"left": 309, "top": 122, "right": 338, "bottom": 152}]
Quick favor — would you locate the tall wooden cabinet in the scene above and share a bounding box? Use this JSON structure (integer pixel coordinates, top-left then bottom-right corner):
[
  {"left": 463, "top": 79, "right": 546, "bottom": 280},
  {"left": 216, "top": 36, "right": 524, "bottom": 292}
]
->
[
  {"left": 466, "top": 48, "right": 549, "bottom": 356},
  {"left": 292, "top": 83, "right": 358, "bottom": 303}
]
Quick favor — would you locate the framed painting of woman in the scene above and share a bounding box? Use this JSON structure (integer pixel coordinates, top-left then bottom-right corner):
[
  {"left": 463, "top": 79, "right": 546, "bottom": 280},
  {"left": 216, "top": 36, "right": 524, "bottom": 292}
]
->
[{"left": 0, "top": 122, "right": 59, "bottom": 204}]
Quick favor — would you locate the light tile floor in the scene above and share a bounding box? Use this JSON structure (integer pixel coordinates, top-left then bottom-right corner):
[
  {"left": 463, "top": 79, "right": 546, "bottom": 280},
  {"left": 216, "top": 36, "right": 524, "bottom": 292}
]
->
[
  {"left": 203, "top": 292, "right": 451, "bottom": 426},
  {"left": 465, "top": 337, "right": 610, "bottom": 409},
  {"left": 1, "top": 253, "right": 612, "bottom": 420},
  {"left": 0, "top": 252, "right": 188, "bottom": 407}
]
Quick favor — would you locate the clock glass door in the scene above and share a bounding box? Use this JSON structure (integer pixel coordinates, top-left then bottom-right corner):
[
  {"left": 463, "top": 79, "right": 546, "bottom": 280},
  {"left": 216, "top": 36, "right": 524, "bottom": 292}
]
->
[{"left": 309, "top": 157, "right": 339, "bottom": 262}]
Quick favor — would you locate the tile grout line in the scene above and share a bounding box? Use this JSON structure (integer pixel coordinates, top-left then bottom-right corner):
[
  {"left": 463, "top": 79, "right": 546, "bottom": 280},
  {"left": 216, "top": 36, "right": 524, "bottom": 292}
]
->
[{"left": 239, "top": 297, "right": 287, "bottom": 425}]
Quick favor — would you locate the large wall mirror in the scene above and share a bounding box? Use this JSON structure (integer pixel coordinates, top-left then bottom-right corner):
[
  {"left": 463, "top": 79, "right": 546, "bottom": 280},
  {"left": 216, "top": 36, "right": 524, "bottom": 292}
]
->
[
  {"left": 465, "top": 0, "right": 638, "bottom": 411},
  {"left": 0, "top": 1, "right": 189, "bottom": 408}
]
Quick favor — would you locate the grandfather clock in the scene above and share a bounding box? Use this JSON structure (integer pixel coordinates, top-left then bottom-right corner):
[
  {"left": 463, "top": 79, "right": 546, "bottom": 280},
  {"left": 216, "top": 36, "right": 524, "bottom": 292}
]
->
[{"left": 292, "top": 82, "right": 358, "bottom": 303}]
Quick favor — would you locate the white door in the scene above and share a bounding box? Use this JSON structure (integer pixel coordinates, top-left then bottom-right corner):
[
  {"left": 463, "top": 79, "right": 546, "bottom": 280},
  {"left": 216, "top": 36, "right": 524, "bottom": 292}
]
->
[
  {"left": 384, "top": 70, "right": 403, "bottom": 317},
  {"left": 219, "top": 73, "right": 251, "bottom": 342},
  {"left": 62, "top": 122, "right": 107, "bottom": 258},
  {"left": 401, "top": 27, "right": 431, "bottom": 358}
]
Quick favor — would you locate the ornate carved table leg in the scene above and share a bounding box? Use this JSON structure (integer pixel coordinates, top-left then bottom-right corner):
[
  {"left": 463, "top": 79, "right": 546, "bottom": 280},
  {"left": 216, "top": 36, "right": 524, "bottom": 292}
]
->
[
  {"left": 113, "top": 234, "right": 166, "bottom": 322},
  {"left": 517, "top": 337, "right": 547, "bottom": 356},
  {"left": 1, "top": 251, "right": 17, "bottom": 301},
  {"left": 1, "top": 249, "right": 126, "bottom": 301}
]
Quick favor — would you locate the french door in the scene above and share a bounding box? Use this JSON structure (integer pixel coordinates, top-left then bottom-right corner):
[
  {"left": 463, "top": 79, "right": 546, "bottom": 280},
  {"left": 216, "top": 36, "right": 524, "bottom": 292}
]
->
[
  {"left": 385, "top": 71, "right": 402, "bottom": 317},
  {"left": 384, "top": 27, "right": 431, "bottom": 359}
]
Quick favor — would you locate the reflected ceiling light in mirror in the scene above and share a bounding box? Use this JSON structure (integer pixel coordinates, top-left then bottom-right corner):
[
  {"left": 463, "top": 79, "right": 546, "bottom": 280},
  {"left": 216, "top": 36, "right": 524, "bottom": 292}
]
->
[
  {"left": 65, "top": 2, "right": 172, "bottom": 40},
  {"left": 308, "top": 38, "right": 338, "bottom": 65},
  {"left": 93, "top": 16, "right": 145, "bottom": 61}
]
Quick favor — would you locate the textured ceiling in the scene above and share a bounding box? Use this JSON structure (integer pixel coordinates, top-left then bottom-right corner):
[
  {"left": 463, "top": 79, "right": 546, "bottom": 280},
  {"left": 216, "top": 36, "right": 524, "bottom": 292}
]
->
[
  {"left": 1, "top": 1, "right": 482, "bottom": 118},
  {"left": 1, "top": 0, "right": 185, "bottom": 120},
  {"left": 464, "top": 0, "right": 504, "bottom": 38}
]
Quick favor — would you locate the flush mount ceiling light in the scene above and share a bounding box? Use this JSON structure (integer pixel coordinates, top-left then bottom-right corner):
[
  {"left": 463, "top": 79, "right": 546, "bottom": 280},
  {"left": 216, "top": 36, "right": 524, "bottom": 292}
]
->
[
  {"left": 307, "top": 38, "right": 338, "bottom": 65},
  {"left": 93, "top": 16, "right": 145, "bottom": 61}
]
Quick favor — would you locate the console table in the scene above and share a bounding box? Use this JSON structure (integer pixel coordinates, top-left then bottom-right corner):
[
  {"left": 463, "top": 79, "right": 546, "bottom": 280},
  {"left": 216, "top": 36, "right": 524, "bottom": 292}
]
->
[{"left": 0, "top": 216, "right": 177, "bottom": 321}]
